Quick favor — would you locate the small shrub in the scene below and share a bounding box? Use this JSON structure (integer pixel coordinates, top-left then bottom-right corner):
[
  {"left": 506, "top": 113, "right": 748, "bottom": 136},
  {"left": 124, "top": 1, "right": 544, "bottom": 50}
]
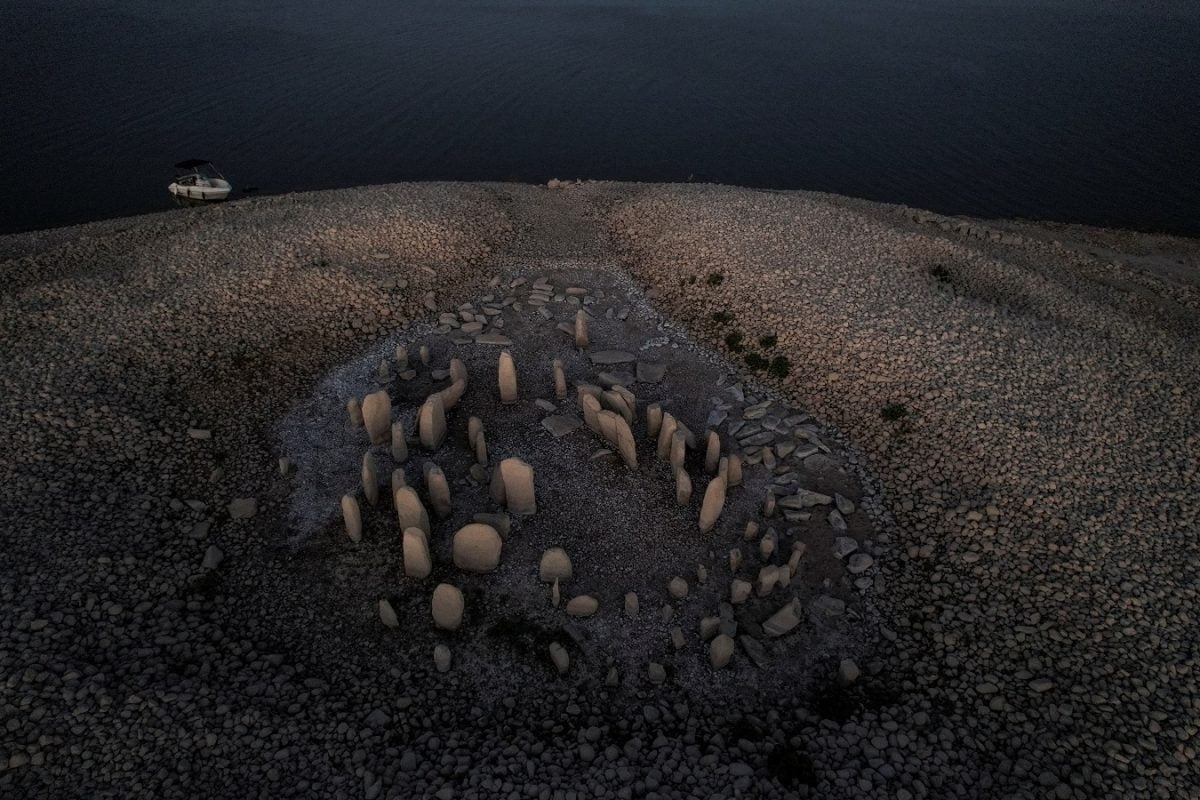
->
[
  {"left": 758, "top": 334, "right": 778, "bottom": 349},
  {"left": 768, "top": 356, "right": 790, "bottom": 378},
  {"left": 744, "top": 352, "right": 769, "bottom": 371},
  {"left": 706, "top": 272, "right": 725, "bottom": 286},
  {"left": 881, "top": 402, "right": 909, "bottom": 422},
  {"left": 724, "top": 331, "right": 744, "bottom": 351}
]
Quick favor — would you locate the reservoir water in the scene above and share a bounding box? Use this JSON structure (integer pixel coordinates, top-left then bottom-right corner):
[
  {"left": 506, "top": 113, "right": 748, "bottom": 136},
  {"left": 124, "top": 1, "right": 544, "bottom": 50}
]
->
[{"left": 2, "top": 0, "right": 1197, "bottom": 235}]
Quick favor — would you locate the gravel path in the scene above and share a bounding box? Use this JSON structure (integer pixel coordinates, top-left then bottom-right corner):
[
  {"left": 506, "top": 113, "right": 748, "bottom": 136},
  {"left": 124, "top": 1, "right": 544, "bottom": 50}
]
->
[{"left": 1, "top": 181, "right": 1196, "bottom": 799}]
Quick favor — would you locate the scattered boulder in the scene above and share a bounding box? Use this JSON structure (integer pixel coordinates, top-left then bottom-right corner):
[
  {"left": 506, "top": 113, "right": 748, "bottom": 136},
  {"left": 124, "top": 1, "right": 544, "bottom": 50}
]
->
[
  {"left": 202, "top": 545, "right": 223, "bottom": 570},
  {"left": 730, "top": 579, "right": 752, "bottom": 604},
  {"left": 549, "top": 642, "right": 570, "bottom": 674},
  {"left": 379, "top": 599, "right": 399, "bottom": 628},
  {"left": 452, "top": 523, "right": 503, "bottom": 572},
  {"left": 763, "top": 599, "right": 802, "bottom": 637},
  {"left": 710, "top": 634, "right": 735, "bottom": 669},
  {"left": 227, "top": 498, "right": 257, "bottom": 519},
  {"left": 434, "top": 644, "right": 451, "bottom": 673},
  {"left": 566, "top": 595, "right": 599, "bottom": 617},
  {"left": 837, "top": 658, "right": 861, "bottom": 687},
  {"left": 625, "top": 592, "right": 640, "bottom": 617},
  {"left": 668, "top": 577, "right": 688, "bottom": 600}
]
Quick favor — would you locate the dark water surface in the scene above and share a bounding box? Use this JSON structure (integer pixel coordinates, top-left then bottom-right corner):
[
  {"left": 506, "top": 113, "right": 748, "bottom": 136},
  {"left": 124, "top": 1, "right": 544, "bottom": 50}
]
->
[{"left": 2, "top": 0, "right": 1197, "bottom": 235}]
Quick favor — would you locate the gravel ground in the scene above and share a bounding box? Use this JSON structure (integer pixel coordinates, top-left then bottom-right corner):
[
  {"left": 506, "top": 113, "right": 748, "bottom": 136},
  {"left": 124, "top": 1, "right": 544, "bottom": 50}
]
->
[{"left": 1, "top": 181, "right": 1196, "bottom": 799}]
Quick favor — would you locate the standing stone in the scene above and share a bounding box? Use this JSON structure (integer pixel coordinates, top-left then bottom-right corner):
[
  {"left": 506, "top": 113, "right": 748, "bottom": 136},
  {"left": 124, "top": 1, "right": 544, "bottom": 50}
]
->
[
  {"left": 431, "top": 584, "right": 464, "bottom": 630},
  {"left": 757, "top": 565, "right": 780, "bottom": 596},
  {"left": 624, "top": 592, "right": 640, "bottom": 617},
  {"left": 362, "top": 390, "right": 391, "bottom": 445},
  {"left": 574, "top": 309, "right": 589, "bottom": 348},
  {"left": 646, "top": 403, "right": 663, "bottom": 439},
  {"left": 452, "top": 523, "right": 503, "bottom": 572},
  {"left": 468, "top": 416, "right": 483, "bottom": 450},
  {"left": 361, "top": 451, "right": 379, "bottom": 506},
  {"left": 698, "top": 476, "right": 727, "bottom": 533},
  {"left": 730, "top": 579, "right": 752, "bottom": 604},
  {"left": 396, "top": 345, "right": 409, "bottom": 369},
  {"left": 710, "top": 634, "right": 735, "bottom": 669},
  {"left": 580, "top": 394, "right": 603, "bottom": 434},
  {"left": 498, "top": 350, "right": 518, "bottom": 404},
  {"left": 278, "top": 457, "right": 291, "bottom": 476},
  {"left": 390, "top": 422, "right": 408, "bottom": 462},
  {"left": 418, "top": 394, "right": 447, "bottom": 450},
  {"left": 838, "top": 659, "right": 861, "bottom": 687},
  {"left": 379, "top": 599, "right": 399, "bottom": 628},
  {"left": 474, "top": 430, "right": 488, "bottom": 466},
  {"left": 668, "top": 577, "right": 689, "bottom": 600},
  {"left": 727, "top": 451, "right": 743, "bottom": 488},
  {"left": 496, "top": 458, "right": 536, "bottom": 514},
  {"left": 656, "top": 413, "right": 678, "bottom": 461},
  {"left": 434, "top": 644, "right": 451, "bottom": 673},
  {"left": 763, "top": 488, "right": 776, "bottom": 518},
  {"left": 449, "top": 357, "right": 469, "bottom": 386},
  {"left": 670, "top": 430, "right": 687, "bottom": 472},
  {"left": 539, "top": 547, "right": 573, "bottom": 582},
  {"left": 376, "top": 358, "right": 390, "bottom": 381},
  {"left": 553, "top": 359, "right": 567, "bottom": 400},
  {"left": 341, "top": 495, "right": 361, "bottom": 543},
  {"left": 424, "top": 462, "right": 452, "bottom": 519},
  {"left": 729, "top": 548, "right": 742, "bottom": 572},
  {"left": 403, "top": 527, "right": 432, "bottom": 578},
  {"left": 705, "top": 431, "right": 721, "bottom": 475},
  {"left": 419, "top": 344, "right": 430, "bottom": 365},
  {"left": 394, "top": 487, "right": 431, "bottom": 536},
  {"left": 608, "top": 412, "right": 637, "bottom": 469},
  {"left": 391, "top": 468, "right": 407, "bottom": 497},
  {"left": 675, "top": 468, "right": 692, "bottom": 505},
  {"left": 347, "top": 397, "right": 363, "bottom": 427}
]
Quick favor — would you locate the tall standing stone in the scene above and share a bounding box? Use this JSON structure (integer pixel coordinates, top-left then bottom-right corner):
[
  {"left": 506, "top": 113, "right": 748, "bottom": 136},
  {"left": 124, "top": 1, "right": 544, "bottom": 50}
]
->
[
  {"left": 403, "top": 527, "right": 432, "bottom": 578},
  {"left": 419, "top": 344, "right": 430, "bottom": 365},
  {"left": 497, "top": 457, "right": 536, "bottom": 515},
  {"left": 341, "top": 495, "right": 361, "bottom": 542},
  {"left": 391, "top": 468, "right": 407, "bottom": 498},
  {"left": 646, "top": 403, "right": 663, "bottom": 439},
  {"left": 424, "top": 462, "right": 452, "bottom": 519},
  {"left": 580, "top": 394, "right": 603, "bottom": 435},
  {"left": 670, "top": 430, "right": 687, "bottom": 472},
  {"left": 705, "top": 431, "right": 721, "bottom": 475},
  {"left": 449, "top": 357, "right": 469, "bottom": 386},
  {"left": 347, "top": 397, "right": 363, "bottom": 427},
  {"left": 553, "top": 359, "right": 567, "bottom": 400},
  {"left": 431, "top": 583, "right": 464, "bottom": 630},
  {"left": 361, "top": 451, "right": 379, "bottom": 506},
  {"left": 395, "top": 344, "right": 408, "bottom": 370},
  {"left": 727, "top": 451, "right": 743, "bottom": 488},
  {"left": 498, "top": 350, "right": 518, "bottom": 404},
  {"left": 362, "top": 390, "right": 391, "bottom": 445},
  {"left": 656, "top": 413, "right": 678, "bottom": 461},
  {"left": 675, "top": 469, "right": 692, "bottom": 505},
  {"left": 574, "top": 309, "right": 589, "bottom": 348},
  {"left": 394, "top": 487, "right": 430, "bottom": 536},
  {"left": 698, "top": 476, "right": 727, "bottom": 533},
  {"left": 418, "top": 394, "right": 447, "bottom": 450},
  {"left": 390, "top": 422, "right": 408, "bottom": 462}
]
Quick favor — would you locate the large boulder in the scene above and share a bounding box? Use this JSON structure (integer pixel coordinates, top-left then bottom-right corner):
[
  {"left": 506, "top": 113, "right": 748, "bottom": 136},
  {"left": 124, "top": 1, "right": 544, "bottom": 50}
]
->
[{"left": 452, "top": 523, "right": 503, "bottom": 572}]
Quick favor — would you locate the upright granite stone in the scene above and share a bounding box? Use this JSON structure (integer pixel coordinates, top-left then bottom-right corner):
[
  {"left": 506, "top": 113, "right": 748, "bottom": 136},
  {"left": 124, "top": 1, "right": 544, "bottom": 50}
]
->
[
  {"left": 391, "top": 468, "right": 407, "bottom": 497},
  {"left": 362, "top": 390, "right": 391, "bottom": 445},
  {"left": 394, "top": 487, "right": 431, "bottom": 536},
  {"left": 449, "top": 357, "right": 469, "bottom": 386},
  {"left": 361, "top": 451, "right": 379, "bottom": 506},
  {"left": 705, "top": 431, "right": 721, "bottom": 475},
  {"left": 418, "top": 394, "right": 447, "bottom": 450},
  {"left": 670, "top": 430, "right": 687, "bottom": 471},
  {"left": 656, "top": 413, "right": 678, "bottom": 461},
  {"left": 347, "top": 397, "right": 363, "bottom": 427},
  {"left": 424, "top": 462, "right": 452, "bottom": 519},
  {"left": 341, "top": 495, "right": 362, "bottom": 543},
  {"left": 553, "top": 359, "right": 567, "bottom": 400},
  {"left": 646, "top": 403, "right": 663, "bottom": 439},
  {"left": 496, "top": 457, "right": 536, "bottom": 514},
  {"left": 574, "top": 309, "right": 589, "bottom": 348},
  {"left": 390, "top": 422, "right": 408, "bottom": 463},
  {"left": 498, "top": 350, "right": 518, "bottom": 404},
  {"left": 698, "top": 476, "right": 727, "bottom": 533},
  {"left": 452, "top": 523, "right": 503, "bottom": 572},
  {"left": 378, "top": 599, "right": 399, "bottom": 628},
  {"left": 403, "top": 527, "right": 432, "bottom": 578},
  {"left": 675, "top": 468, "right": 692, "bottom": 505},
  {"left": 431, "top": 583, "right": 464, "bottom": 630},
  {"left": 580, "top": 394, "right": 603, "bottom": 434}
]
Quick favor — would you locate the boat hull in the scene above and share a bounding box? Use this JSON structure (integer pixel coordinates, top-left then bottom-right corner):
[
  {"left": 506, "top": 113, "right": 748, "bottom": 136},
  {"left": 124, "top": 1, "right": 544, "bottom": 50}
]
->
[{"left": 168, "top": 179, "right": 232, "bottom": 202}]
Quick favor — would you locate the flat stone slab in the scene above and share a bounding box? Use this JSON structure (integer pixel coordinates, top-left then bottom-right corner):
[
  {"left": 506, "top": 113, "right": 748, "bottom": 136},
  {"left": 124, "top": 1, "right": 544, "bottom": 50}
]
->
[
  {"left": 636, "top": 361, "right": 666, "bottom": 383},
  {"left": 542, "top": 415, "right": 583, "bottom": 438},
  {"left": 589, "top": 350, "right": 636, "bottom": 365},
  {"left": 474, "top": 333, "right": 513, "bottom": 346}
]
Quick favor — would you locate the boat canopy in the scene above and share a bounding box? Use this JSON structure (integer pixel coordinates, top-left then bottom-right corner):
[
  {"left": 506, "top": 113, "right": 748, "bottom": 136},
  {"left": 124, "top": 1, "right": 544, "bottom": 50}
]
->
[{"left": 174, "top": 159, "right": 214, "bottom": 170}]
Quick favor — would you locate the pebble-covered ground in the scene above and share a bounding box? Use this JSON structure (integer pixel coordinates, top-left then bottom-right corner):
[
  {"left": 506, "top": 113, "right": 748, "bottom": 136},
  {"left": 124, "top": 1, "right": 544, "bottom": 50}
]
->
[{"left": 1, "top": 181, "right": 1196, "bottom": 799}]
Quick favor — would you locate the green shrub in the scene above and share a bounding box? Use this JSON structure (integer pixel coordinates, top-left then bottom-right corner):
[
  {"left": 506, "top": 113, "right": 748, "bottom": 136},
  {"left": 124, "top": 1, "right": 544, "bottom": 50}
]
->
[
  {"left": 881, "top": 402, "right": 909, "bottom": 422},
  {"left": 711, "top": 311, "right": 733, "bottom": 325},
  {"left": 768, "top": 356, "right": 790, "bottom": 378},
  {"left": 758, "top": 334, "right": 777, "bottom": 349},
  {"left": 706, "top": 272, "right": 725, "bottom": 286},
  {"left": 744, "top": 352, "right": 769, "bottom": 371},
  {"left": 724, "top": 331, "right": 744, "bottom": 351}
]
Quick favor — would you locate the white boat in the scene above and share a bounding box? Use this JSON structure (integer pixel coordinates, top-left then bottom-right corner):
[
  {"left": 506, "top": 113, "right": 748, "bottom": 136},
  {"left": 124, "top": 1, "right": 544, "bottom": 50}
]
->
[{"left": 168, "top": 160, "right": 232, "bottom": 201}]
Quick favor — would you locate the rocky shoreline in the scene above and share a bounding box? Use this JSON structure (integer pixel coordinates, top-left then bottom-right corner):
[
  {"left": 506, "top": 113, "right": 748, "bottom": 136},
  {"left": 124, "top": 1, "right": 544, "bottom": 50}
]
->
[{"left": 1, "top": 181, "right": 1196, "bottom": 799}]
